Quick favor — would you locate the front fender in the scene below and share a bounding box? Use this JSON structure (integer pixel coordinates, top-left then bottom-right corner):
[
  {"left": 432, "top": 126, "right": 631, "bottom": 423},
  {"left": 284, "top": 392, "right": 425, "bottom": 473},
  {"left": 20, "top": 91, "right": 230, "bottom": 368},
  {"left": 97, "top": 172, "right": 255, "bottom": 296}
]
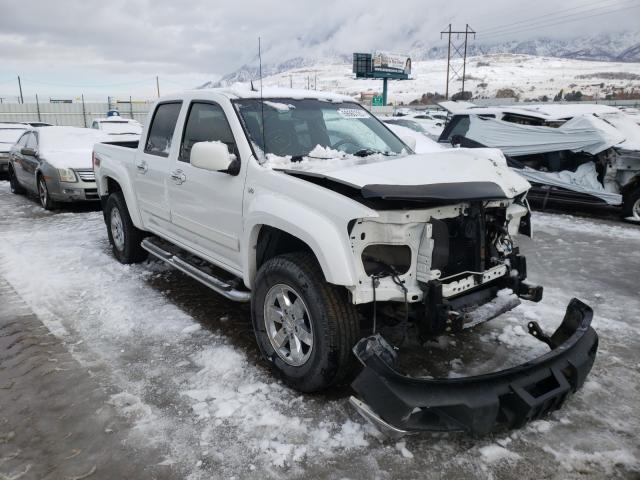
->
[{"left": 242, "top": 193, "right": 360, "bottom": 289}]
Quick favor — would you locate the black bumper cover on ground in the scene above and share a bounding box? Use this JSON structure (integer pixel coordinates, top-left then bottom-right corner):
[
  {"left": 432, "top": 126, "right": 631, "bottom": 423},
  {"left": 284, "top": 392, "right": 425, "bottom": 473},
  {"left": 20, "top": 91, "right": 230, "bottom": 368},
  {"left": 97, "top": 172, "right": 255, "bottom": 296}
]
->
[{"left": 350, "top": 298, "right": 598, "bottom": 436}]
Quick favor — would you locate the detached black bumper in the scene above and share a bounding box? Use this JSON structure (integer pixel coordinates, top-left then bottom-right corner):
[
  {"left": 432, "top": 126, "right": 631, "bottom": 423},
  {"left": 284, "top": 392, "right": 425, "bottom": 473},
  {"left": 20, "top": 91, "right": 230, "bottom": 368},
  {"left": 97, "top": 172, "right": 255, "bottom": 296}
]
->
[{"left": 350, "top": 298, "right": 598, "bottom": 437}]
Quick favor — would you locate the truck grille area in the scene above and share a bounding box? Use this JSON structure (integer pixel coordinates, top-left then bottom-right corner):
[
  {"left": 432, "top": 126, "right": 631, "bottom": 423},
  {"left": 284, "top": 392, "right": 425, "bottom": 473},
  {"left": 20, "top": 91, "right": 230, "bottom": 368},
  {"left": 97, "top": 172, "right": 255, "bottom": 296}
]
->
[{"left": 431, "top": 209, "right": 485, "bottom": 278}]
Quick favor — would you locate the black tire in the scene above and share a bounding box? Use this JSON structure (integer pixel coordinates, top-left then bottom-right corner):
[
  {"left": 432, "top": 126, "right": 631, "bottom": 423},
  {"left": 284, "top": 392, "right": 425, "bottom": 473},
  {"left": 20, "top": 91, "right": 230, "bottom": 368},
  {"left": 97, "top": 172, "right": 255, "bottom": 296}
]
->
[
  {"left": 37, "top": 174, "right": 58, "bottom": 210},
  {"left": 251, "top": 251, "right": 360, "bottom": 393},
  {"left": 8, "top": 166, "right": 25, "bottom": 194},
  {"left": 105, "top": 192, "right": 147, "bottom": 264},
  {"left": 622, "top": 186, "right": 640, "bottom": 220}
]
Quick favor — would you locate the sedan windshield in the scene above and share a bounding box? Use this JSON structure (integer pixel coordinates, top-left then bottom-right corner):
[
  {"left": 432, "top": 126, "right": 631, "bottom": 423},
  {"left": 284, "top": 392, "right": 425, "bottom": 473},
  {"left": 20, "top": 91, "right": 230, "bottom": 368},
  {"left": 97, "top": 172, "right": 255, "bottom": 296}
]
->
[
  {"left": 0, "top": 128, "right": 27, "bottom": 144},
  {"left": 233, "top": 99, "right": 407, "bottom": 160}
]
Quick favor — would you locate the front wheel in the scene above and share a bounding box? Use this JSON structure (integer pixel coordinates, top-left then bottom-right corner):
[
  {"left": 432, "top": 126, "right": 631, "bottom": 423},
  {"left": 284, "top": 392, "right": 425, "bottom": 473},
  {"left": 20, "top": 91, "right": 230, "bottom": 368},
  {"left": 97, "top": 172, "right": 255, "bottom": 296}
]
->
[
  {"left": 623, "top": 186, "right": 640, "bottom": 221},
  {"left": 105, "top": 192, "right": 147, "bottom": 264},
  {"left": 251, "top": 252, "right": 361, "bottom": 392},
  {"left": 37, "top": 175, "right": 58, "bottom": 210}
]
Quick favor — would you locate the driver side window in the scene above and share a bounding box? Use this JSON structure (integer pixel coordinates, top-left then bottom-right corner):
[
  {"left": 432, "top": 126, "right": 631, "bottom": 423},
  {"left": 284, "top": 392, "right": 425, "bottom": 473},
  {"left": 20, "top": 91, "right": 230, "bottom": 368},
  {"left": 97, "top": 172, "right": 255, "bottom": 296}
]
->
[
  {"left": 179, "top": 102, "right": 236, "bottom": 163},
  {"left": 26, "top": 133, "right": 37, "bottom": 149}
]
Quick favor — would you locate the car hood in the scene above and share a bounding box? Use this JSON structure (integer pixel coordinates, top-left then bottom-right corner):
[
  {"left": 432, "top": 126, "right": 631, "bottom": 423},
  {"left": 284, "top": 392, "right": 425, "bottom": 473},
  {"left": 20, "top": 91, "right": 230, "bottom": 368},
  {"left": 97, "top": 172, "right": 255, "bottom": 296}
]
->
[
  {"left": 42, "top": 149, "right": 93, "bottom": 170},
  {"left": 283, "top": 148, "right": 530, "bottom": 201}
]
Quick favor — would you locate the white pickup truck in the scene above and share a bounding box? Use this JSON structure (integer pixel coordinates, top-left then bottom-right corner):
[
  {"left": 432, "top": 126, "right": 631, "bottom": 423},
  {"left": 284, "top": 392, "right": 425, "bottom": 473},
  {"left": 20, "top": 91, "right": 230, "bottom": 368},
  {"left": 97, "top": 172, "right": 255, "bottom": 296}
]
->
[{"left": 93, "top": 87, "right": 597, "bottom": 436}]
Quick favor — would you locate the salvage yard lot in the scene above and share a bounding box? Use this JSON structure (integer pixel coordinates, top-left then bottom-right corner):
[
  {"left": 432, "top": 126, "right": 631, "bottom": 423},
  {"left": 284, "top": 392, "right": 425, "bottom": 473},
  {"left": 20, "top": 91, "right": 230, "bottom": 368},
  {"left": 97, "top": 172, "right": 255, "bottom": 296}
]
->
[{"left": 0, "top": 180, "right": 638, "bottom": 480}]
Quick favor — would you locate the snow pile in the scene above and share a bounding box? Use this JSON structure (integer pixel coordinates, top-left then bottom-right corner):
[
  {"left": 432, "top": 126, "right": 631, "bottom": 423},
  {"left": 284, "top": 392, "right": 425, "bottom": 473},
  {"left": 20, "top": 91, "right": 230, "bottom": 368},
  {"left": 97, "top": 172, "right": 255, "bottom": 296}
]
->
[
  {"left": 182, "top": 344, "right": 371, "bottom": 467},
  {"left": 479, "top": 445, "right": 522, "bottom": 464},
  {"left": 264, "top": 144, "right": 400, "bottom": 173}
]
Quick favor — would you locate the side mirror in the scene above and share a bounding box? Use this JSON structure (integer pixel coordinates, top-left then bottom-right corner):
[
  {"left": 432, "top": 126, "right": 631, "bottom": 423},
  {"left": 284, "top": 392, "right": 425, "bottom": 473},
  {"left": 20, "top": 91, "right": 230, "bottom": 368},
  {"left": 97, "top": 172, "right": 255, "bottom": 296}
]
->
[
  {"left": 399, "top": 135, "right": 417, "bottom": 152},
  {"left": 190, "top": 142, "right": 234, "bottom": 172},
  {"left": 21, "top": 147, "right": 37, "bottom": 157}
]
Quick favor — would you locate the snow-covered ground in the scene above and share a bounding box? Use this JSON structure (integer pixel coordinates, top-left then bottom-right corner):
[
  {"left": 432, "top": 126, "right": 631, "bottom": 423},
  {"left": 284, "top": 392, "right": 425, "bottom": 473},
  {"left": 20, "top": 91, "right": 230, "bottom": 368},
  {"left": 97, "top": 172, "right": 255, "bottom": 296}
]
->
[
  {"left": 0, "top": 181, "right": 639, "bottom": 479},
  {"left": 255, "top": 54, "right": 640, "bottom": 105}
]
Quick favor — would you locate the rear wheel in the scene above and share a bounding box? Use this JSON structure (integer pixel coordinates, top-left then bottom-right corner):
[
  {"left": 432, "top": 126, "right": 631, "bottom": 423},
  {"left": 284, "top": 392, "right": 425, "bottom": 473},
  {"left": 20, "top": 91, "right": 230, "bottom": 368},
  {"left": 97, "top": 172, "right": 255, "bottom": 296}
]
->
[
  {"left": 8, "top": 166, "right": 25, "bottom": 194},
  {"left": 251, "top": 252, "right": 361, "bottom": 392},
  {"left": 105, "top": 192, "right": 147, "bottom": 264},
  {"left": 37, "top": 174, "right": 58, "bottom": 210},
  {"left": 623, "top": 186, "right": 640, "bottom": 221}
]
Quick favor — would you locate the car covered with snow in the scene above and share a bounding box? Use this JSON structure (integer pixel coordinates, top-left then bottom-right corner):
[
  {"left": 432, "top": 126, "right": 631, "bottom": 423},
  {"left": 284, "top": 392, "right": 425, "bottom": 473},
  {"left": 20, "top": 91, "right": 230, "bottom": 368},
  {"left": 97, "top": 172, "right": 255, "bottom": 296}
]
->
[
  {"left": 93, "top": 87, "right": 597, "bottom": 437},
  {"left": 8, "top": 126, "right": 113, "bottom": 209},
  {"left": 91, "top": 115, "right": 143, "bottom": 142},
  {"left": 0, "top": 122, "right": 31, "bottom": 176},
  {"left": 438, "top": 103, "right": 640, "bottom": 221}
]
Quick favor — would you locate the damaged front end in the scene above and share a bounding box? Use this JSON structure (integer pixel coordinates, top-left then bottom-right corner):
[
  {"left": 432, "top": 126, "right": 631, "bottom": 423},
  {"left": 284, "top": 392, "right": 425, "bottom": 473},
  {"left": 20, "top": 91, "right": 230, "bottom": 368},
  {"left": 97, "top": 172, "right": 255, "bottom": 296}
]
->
[
  {"left": 344, "top": 189, "right": 598, "bottom": 436},
  {"left": 350, "top": 299, "right": 598, "bottom": 437}
]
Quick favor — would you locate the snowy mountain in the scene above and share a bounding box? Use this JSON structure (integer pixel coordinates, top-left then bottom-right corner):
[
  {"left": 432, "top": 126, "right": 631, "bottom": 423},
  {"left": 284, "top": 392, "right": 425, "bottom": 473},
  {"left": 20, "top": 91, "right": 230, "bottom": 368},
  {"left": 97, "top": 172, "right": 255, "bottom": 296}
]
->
[
  {"left": 224, "top": 54, "right": 640, "bottom": 105},
  {"left": 411, "top": 31, "right": 640, "bottom": 62},
  {"left": 210, "top": 31, "right": 640, "bottom": 88}
]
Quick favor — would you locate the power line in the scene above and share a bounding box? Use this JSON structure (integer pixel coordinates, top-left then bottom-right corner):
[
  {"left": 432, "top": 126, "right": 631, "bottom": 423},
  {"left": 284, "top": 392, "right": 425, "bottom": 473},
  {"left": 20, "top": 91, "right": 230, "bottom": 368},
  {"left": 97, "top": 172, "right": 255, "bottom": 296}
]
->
[
  {"left": 481, "top": 3, "right": 640, "bottom": 40},
  {"left": 481, "top": 0, "right": 627, "bottom": 34}
]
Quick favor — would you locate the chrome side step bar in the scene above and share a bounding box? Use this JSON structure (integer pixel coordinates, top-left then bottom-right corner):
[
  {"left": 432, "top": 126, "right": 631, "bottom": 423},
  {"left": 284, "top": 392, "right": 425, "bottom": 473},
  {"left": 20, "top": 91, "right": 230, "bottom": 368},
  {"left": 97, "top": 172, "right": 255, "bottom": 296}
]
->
[{"left": 141, "top": 238, "right": 251, "bottom": 303}]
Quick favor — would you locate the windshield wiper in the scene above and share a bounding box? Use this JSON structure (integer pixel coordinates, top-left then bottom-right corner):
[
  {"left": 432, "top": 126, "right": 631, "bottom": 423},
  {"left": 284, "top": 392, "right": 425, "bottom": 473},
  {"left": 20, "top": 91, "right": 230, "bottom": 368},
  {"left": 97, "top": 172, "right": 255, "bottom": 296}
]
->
[{"left": 353, "top": 148, "right": 391, "bottom": 157}]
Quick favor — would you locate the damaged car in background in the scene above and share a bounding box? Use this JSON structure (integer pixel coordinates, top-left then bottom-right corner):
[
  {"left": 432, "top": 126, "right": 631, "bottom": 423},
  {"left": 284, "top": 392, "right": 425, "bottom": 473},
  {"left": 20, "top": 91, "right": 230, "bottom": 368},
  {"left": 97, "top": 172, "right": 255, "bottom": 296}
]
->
[
  {"left": 93, "top": 88, "right": 598, "bottom": 437},
  {"left": 438, "top": 103, "right": 640, "bottom": 222}
]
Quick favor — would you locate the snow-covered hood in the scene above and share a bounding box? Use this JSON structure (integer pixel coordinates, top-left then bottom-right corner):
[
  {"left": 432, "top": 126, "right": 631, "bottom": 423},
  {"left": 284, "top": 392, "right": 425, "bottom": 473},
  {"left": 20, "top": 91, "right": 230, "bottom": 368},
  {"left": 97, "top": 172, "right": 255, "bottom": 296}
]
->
[
  {"left": 42, "top": 149, "right": 93, "bottom": 169},
  {"left": 280, "top": 148, "right": 530, "bottom": 200}
]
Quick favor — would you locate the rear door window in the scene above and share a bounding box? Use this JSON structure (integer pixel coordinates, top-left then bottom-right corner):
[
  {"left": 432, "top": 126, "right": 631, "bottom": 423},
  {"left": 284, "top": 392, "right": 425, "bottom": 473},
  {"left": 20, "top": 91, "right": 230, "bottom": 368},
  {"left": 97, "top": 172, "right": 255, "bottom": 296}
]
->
[{"left": 144, "top": 102, "right": 182, "bottom": 157}]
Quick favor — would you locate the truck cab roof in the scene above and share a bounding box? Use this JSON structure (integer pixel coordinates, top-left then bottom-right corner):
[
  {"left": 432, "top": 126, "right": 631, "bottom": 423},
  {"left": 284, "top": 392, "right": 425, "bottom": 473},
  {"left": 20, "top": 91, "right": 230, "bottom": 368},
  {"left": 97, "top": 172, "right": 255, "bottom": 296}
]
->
[{"left": 160, "top": 86, "right": 355, "bottom": 103}]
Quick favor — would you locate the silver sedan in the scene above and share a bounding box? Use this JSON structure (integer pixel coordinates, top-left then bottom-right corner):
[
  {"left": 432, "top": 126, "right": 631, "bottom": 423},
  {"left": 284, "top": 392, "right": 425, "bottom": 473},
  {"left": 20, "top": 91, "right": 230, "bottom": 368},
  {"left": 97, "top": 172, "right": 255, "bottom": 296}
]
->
[{"left": 8, "top": 127, "right": 111, "bottom": 210}]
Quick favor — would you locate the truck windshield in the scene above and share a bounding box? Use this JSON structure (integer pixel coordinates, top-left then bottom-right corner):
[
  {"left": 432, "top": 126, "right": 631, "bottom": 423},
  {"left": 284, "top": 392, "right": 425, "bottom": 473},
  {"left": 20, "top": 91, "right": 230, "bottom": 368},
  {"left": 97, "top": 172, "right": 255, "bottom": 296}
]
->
[{"left": 233, "top": 99, "right": 408, "bottom": 160}]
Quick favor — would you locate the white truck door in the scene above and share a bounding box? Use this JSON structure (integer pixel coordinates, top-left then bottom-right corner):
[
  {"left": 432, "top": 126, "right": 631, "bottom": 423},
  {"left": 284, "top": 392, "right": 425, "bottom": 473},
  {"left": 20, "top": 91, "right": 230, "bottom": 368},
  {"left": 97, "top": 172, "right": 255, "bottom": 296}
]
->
[
  {"left": 166, "top": 100, "right": 245, "bottom": 274},
  {"left": 134, "top": 101, "right": 182, "bottom": 234}
]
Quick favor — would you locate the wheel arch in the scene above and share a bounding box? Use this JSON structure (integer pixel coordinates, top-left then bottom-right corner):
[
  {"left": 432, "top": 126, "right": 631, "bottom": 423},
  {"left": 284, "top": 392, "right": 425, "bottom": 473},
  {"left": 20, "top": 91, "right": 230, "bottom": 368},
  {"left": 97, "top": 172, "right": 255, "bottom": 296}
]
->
[
  {"left": 98, "top": 173, "right": 144, "bottom": 229},
  {"left": 243, "top": 220, "right": 358, "bottom": 291}
]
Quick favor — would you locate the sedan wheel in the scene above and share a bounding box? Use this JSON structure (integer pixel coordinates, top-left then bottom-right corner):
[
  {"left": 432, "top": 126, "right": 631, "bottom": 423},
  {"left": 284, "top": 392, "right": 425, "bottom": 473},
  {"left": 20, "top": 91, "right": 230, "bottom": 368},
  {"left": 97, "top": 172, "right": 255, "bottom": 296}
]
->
[{"left": 37, "top": 176, "right": 57, "bottom": 210}]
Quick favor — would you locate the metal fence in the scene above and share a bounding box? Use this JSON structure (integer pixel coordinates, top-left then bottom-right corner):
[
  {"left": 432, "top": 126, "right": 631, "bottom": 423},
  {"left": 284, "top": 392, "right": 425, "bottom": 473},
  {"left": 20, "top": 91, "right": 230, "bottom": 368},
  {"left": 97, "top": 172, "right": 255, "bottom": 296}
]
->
[{"left": 0, "top": 101, "right": 153, "bottom": 127}]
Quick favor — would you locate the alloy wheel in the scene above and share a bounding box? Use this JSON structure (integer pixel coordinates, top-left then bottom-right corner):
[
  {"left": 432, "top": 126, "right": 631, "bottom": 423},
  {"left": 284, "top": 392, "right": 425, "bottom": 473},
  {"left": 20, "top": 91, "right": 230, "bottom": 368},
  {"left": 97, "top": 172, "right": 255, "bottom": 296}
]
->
[{"left": 263, "top": 284, "right": 314, "bottom": 366}]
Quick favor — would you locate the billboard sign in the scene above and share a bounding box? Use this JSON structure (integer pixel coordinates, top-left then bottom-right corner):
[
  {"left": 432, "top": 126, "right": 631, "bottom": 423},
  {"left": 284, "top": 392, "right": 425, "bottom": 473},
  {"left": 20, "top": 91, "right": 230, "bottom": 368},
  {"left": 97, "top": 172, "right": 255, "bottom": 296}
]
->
[
  {"left": 372, "top": 51, "right": 411, "bottom": 77},
  {"left": 353, "top": 52, "right": 410, "bottom": 80}
]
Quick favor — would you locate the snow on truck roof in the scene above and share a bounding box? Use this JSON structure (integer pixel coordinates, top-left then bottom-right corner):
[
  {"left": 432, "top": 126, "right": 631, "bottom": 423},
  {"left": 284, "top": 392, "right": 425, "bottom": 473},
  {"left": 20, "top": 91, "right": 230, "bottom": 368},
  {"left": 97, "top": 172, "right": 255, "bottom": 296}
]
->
[{"left": 163, "top": 87, "right": 355, "bottom": 103}]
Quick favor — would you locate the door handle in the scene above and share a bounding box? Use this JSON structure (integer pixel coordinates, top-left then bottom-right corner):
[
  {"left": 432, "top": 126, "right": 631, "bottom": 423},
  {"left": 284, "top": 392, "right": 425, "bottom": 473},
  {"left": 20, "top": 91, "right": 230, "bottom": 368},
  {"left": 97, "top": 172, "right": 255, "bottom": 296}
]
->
[
  {"left": 170, "top": 169, "right": 186, "bottom": 185},
  {"left": 136, "top": 161, "right": 148, "bottom": 173}
]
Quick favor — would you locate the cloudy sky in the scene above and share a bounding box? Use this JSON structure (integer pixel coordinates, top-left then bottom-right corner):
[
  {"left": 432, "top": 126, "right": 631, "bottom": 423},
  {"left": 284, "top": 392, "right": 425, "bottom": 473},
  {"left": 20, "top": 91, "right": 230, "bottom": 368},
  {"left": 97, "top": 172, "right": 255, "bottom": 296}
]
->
[{"left": 0, "top": 0, "right": 638, "bottom": 101}]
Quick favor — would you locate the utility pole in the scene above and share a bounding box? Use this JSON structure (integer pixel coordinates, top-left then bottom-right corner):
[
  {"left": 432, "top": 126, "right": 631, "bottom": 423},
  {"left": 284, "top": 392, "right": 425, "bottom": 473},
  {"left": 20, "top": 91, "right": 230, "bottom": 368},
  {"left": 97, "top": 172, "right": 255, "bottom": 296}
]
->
[
  {"left": 17, "top": 75, "right": 24, "bottom": 104},
  {"left": 440, "top": 24, "right": 475, "bottom": 100},
  {"left": 35, "top": 94, "right": 41, "bottom": 121},
  {"left": 156, "top": 76, "right": 160, "bottom": 97},
  {"left": 81, "top": 94, "right": 87, "bottom": 127},
  {"left": 289, "top": 75, "right": 292, "bottom": 88}
]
